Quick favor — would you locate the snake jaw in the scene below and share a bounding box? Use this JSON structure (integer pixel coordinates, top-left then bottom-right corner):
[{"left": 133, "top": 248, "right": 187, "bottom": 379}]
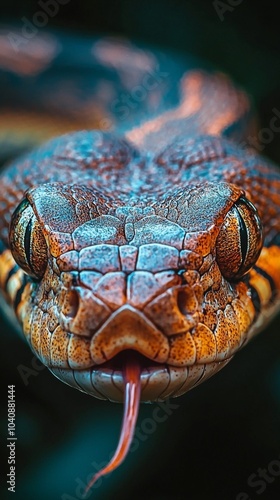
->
[{"left": 50, "top": 356, "right": 232, "bottom": 403}]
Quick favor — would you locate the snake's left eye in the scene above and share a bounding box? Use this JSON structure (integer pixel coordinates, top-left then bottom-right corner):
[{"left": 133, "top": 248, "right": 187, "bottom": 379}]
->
[
  {"left": 9, "top": 198, "right": 48, "bottom": 279},
  {"left": 216, "top": 197, "right": 263, "bottom": 280}
]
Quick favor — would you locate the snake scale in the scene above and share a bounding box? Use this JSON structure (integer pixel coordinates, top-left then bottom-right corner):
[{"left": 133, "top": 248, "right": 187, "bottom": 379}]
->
[{"left": 0, "top": 28, "right": 280, "bottom": 489}]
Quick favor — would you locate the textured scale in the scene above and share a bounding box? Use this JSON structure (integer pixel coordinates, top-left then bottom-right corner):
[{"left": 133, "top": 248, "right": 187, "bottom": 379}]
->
[{"left": 0, "top": 29, "right": 280, "bottom": 490}]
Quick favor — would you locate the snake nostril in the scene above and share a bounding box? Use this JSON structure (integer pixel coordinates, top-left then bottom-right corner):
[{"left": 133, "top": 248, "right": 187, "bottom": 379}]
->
[
  {"left": 63, "top": 289, "right": 80, "bottom": 318},
  {"left": 177, "top": 289, "right": 197, "bottom": 316}
]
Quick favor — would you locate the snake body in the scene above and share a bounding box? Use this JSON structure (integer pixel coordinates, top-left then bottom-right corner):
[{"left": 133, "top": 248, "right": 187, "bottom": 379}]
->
[{"left": 0, "top": 30, "right": 280, "bottom": 407}]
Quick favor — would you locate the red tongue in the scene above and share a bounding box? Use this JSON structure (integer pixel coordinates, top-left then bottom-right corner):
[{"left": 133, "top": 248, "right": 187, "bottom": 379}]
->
[{"left": 84, "top": 358, "right": 141, "bottom": 495}]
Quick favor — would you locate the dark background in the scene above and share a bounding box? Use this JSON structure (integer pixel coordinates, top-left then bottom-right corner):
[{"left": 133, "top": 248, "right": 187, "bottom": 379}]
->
[{"left": 1, "top": 1, "right": 280, "bottom": 500}]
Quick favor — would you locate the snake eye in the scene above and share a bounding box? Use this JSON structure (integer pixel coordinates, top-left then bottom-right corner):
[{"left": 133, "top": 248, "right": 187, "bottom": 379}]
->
[
  {"left": 216, "top": 197, "right": 263, "bottom": 280},
  {"left": 9, "top": 198, "right": 48, "bottom": 279}
]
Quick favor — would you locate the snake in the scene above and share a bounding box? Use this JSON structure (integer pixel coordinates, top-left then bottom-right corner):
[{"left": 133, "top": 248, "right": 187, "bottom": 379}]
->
[{"left": 0, "top": 28, "right": 280, "bottom": 491}]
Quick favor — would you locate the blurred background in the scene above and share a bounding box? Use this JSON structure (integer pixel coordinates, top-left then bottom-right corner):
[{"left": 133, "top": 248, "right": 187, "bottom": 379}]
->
[{"left": 1, "top": 1, "right": 280, "bottom": 499}]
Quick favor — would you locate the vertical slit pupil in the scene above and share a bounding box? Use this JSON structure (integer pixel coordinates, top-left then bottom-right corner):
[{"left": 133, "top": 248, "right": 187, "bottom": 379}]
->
[
  {"left": 236, "top": 202, "right": 248, "bottom": 265},
  {"left": 24, "top": 217, "right": 33, "bottom": 270}
]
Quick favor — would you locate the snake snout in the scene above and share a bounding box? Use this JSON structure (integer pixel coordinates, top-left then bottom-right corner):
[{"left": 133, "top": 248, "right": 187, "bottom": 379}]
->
[{"left": 90, "top": 304, "right": 169, "bottom": 364}]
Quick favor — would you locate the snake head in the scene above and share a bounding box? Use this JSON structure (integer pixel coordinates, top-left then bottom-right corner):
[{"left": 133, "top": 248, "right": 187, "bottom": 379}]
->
[{"left": 8, "top": 176, "right": 264, "bottom": 402}]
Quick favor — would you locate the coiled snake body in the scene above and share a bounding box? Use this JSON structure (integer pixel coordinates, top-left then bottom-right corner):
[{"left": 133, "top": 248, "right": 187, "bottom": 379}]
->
[{"left": 0, "top": 29, "right": 280, "bottom": 487}]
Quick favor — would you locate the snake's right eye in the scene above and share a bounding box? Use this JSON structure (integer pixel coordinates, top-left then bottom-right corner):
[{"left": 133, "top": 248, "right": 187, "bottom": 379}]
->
[
  {"left": 216, "top": 196, "right": 263, "bottom": 280},
  {"left": 9, "top": 199, "right": 48, "bottom": 279}
]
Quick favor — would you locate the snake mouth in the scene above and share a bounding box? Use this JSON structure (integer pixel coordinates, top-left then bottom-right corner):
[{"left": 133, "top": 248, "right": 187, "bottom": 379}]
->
[{"left": 97, "top": 349, "right": 165, "bottom": 372}]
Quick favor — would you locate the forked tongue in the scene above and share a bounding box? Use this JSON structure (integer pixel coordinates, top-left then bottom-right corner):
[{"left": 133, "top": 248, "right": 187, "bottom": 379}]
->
[{"left": 83, "top": 356, "right": 141, "bottom": 496}]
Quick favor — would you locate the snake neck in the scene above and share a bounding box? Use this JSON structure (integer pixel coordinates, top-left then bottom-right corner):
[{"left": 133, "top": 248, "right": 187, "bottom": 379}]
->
[{"left": 0, "top": 29, "right": 256, "bottom": 167}]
